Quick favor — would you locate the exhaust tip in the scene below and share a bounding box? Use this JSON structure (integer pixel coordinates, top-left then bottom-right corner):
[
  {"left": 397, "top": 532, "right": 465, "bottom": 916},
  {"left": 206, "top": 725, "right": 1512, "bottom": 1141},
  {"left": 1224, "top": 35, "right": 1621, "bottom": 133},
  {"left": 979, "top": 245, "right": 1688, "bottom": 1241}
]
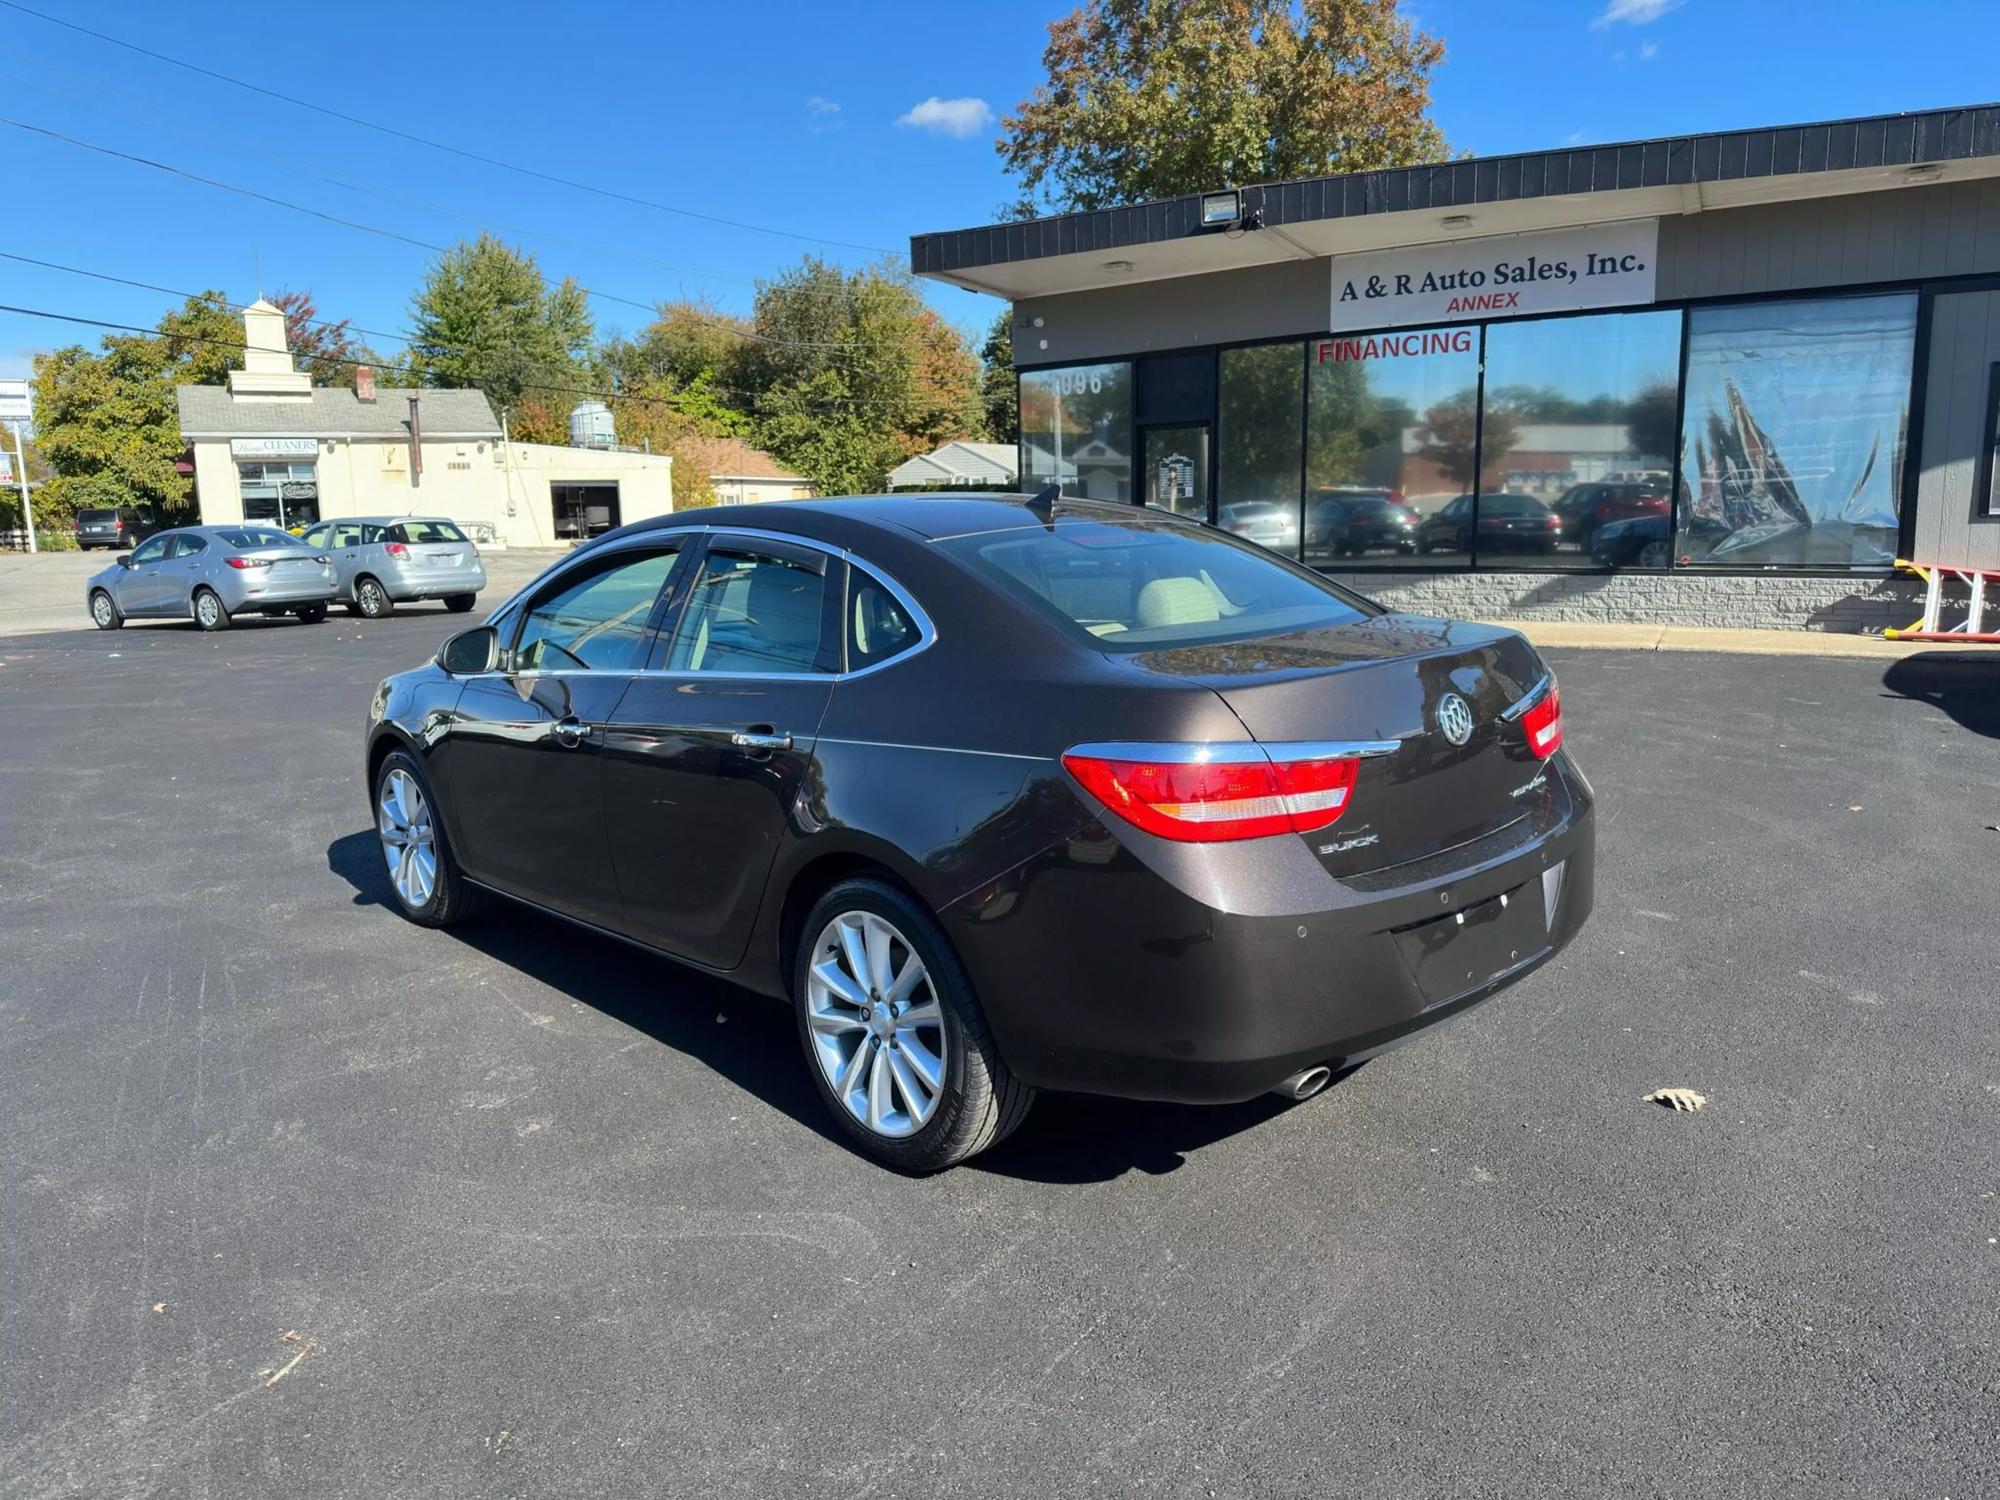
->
[{"left": 1273, "top": 1065, "right": 1333, "bottom": 1102}]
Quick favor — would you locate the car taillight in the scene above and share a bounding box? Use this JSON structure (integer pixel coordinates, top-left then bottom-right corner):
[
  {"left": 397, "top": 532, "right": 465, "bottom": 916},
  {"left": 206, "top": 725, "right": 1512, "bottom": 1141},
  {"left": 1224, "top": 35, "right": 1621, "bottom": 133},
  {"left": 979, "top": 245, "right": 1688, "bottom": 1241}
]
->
[
  {"left": 1519, "top": 684, "right": 1563, "bottom": 759},
  {"left": 1061, "top": 748, "right": 1361, "bottom": 843},
  {"left": 225, "top": 556, "right": 270, "bottom": 570},
  {"left": 383, "top": 541, "right": 409, "bottom": 557}
]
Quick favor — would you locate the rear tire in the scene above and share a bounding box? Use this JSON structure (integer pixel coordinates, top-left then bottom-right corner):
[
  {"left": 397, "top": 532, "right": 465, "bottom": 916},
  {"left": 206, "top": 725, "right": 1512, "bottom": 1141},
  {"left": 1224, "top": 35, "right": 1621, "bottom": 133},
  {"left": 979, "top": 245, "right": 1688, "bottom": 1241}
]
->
[
  {"left": 792, "top": 877, "right": 1032, "bottom": 1171},
  {"left": 355, "top": 577, "right": 394, "bottom": 618},
  {"left": 373, "top": 750, "right": 484, "bottom": 928},
  {"left": 192, "top": 588, "right": 230, "bottom": 632},
  {"left": 295, "top": 602, "right": 329, "bottom": 624},
  {"left": 444, "top": 594, "right": 477, "bottom": 613},
  {"left": 89, "top": 590, "right": 122, "bottom": 631}
]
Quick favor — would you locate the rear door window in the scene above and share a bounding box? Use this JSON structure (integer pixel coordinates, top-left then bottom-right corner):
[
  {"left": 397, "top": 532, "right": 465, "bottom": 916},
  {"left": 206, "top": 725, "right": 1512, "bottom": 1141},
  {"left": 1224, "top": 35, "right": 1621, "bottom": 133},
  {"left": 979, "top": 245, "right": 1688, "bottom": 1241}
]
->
[
  {"left": 663, "top": 545, "right": 832, "bottom": 675},
  {"left": 940, "top": 517, "right": 1372, "bottom": 651},
  {"left": 171, "top": 534, "right": 209, "bottom": 558}
]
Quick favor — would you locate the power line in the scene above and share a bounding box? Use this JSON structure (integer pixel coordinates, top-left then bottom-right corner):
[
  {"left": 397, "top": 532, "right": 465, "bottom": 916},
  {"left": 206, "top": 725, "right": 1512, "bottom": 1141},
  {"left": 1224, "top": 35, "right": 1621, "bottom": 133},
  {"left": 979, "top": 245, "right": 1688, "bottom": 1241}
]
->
[
  {"left": 0, "top": 45, "right": 758, "bottom": 290},
  {"left": 0, "top": 0, "right": 897, "bottom": 256},
  {"left": 0, "top": 298, "right": 948, "bottom": 415},
  {"left": 0, "top": 251, "right": 952, "bottom": 409},
  {"left": 0, "top": 114, "right": 923, "bottom": 359}
]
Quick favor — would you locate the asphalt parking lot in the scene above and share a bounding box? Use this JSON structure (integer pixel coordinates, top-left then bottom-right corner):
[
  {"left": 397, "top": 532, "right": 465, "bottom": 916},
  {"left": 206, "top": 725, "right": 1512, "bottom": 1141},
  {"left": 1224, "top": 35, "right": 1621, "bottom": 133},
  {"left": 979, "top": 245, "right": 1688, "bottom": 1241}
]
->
[{"left": 2, "top": 601, "right": 1996, "bottom": 1499}]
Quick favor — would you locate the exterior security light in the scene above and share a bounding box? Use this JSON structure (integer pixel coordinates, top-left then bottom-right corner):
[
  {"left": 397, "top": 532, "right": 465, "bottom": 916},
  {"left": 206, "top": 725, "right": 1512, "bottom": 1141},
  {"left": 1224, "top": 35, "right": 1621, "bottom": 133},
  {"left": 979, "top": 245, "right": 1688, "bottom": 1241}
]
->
[
  {"left": 1200, "top": 191, "right": 1242, "bottom": 227},
  {"left": 1903, "top": 162, "right": 1944, "bottom": 184},
  {"left": 1441, "top": 214, "right": 1474, "bottom": 228},
  {"left": 1103, "top": 260, "right": 1135, "bottom": 275}
]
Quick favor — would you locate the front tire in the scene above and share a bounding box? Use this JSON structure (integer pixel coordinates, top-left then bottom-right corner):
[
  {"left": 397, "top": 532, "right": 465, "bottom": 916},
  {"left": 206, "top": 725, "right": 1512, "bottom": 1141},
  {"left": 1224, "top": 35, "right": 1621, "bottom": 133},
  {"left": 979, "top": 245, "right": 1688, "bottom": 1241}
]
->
[
  {"left": 355, "top": 577, "right": 394, "bottom": 618},
  {"left": 373, "top": 750, "right": 483, "bottom": 927},
  {"left": 1637, "top": 540, "right": 1671, "bottom": 568},
  {"left": 793, "top": 878, "right": 1032, "bottom": 1171},
  {"left": 192, "top": 588, "right": 230, "bottom": 632},
  {"left": 444, "top": 594, "right": 477, "bottom": 613},
  {"left": 90, "top": 590, "right": 122, "bottom": 630}
]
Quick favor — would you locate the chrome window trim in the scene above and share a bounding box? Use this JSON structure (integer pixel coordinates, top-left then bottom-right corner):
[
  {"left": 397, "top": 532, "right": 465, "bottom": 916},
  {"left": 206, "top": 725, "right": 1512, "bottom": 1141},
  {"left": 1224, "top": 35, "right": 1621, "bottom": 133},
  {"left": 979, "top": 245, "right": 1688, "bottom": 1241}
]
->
[
  {"left": 456, "top": 523, "right": 938, "bottom": 685},
  {"left": 1497, "top": 673, "right": 1554, "bottom": 722},
  {"left": 1063, "top": 738, "right": 1400, "bottom": 764}
]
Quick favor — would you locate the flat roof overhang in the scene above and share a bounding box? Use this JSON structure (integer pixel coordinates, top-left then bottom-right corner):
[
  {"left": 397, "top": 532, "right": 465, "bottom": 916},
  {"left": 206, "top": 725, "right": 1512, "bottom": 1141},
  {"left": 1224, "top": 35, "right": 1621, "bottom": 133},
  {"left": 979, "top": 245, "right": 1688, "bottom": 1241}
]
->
[{"left": 912, "top": 104, "right": 2000, "bottom": 300}]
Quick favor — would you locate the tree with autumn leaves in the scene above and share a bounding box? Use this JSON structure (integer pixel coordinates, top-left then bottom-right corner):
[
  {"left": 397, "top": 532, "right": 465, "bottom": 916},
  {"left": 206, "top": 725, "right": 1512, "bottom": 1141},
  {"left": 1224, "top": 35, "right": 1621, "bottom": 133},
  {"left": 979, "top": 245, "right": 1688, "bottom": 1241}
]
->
[{"left": 999, "top": 0, "right": 1450, "bottom": 216}]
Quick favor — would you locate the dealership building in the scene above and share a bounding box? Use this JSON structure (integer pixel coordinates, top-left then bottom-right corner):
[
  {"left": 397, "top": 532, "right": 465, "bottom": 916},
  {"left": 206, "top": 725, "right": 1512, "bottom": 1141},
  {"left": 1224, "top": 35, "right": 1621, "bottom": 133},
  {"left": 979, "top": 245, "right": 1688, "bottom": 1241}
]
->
[
  {"left": 176, "top": 301, "right": 674, "bottom": 547},
  {"left": 912, "top": 104, "right": 2000, "bottom": 631}
]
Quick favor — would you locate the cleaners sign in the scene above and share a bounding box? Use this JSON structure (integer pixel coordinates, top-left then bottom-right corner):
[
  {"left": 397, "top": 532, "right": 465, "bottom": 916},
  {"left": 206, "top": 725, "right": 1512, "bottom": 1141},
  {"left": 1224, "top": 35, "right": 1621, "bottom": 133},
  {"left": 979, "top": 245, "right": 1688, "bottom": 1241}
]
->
[{"left": 1329, "top": 219, "right": 1658, "bottom": 333}]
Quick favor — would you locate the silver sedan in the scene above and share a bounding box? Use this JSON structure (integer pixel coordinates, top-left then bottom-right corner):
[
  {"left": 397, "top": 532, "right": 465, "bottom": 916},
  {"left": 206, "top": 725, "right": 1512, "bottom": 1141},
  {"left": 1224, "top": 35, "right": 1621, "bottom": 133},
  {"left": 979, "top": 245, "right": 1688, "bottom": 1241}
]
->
[{"left": 86, "top": 524, "right": 338, "bottom": 632}]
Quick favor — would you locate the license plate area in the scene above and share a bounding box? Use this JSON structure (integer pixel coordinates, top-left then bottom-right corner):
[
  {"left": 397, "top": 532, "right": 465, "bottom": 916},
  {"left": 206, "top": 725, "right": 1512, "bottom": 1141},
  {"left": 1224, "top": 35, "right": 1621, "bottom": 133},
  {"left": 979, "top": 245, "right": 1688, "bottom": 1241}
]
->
[{"left": 1392, "top": 882, "right": 1548, "bottom": 1007}]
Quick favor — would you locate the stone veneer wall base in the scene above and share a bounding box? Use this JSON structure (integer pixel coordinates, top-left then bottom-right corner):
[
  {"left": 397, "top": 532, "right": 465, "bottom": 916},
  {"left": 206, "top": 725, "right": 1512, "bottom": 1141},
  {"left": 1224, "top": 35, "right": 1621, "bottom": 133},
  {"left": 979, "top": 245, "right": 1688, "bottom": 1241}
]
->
[{"left": 1321, "top": 570, "right": 1932, "bottom": 634}]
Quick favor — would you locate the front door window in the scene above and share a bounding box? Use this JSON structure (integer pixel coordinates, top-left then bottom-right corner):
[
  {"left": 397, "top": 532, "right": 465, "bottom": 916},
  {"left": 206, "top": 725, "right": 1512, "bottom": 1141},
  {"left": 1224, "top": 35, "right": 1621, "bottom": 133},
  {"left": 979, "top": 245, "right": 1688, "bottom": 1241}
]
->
[{"left": 1143, "top": 425, "right": 1209, "bottom": 520}]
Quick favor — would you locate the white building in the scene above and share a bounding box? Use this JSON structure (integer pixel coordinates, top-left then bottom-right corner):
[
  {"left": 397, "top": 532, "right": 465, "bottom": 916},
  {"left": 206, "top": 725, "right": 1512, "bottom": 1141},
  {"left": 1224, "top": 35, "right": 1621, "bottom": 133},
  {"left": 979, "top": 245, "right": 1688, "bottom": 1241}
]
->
[
  {"left": 176, "top": 301, "right": 673, "bottom": 547},
  {"left": 886, "top": 440, "right": 1018, "bottom": 491},
  {"left": 703, "top": 437, "right": 816, "bottom": 505}
]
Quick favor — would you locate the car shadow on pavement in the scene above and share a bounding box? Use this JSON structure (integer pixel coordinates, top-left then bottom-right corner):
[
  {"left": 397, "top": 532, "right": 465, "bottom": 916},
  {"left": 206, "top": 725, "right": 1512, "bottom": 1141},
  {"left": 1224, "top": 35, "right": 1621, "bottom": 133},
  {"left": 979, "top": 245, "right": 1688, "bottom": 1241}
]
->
[
  {"left": 1880, "top": 652, "right": 2000, "bottom": 740},
  {"left": 328, "top": 828, "right": 1317, "bottom": 1183}
]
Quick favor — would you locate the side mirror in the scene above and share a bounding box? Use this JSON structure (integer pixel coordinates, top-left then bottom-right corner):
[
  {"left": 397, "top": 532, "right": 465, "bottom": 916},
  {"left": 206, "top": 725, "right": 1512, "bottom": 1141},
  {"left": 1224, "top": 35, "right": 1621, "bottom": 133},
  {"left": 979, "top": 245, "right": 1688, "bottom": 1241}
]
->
[
  {"left": 115, "top": 552, "right": 135, "bottom": 569},
  {"left": 439, "top": 625, "right": 499, "bottom": 676}
]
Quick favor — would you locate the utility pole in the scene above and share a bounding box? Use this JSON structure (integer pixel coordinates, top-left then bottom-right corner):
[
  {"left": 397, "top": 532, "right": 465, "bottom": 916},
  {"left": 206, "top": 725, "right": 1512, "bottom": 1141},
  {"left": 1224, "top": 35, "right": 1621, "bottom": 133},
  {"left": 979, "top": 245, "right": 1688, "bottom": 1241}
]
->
[{"left": 1, "top": 378, "right": 34, "bottom": 554}]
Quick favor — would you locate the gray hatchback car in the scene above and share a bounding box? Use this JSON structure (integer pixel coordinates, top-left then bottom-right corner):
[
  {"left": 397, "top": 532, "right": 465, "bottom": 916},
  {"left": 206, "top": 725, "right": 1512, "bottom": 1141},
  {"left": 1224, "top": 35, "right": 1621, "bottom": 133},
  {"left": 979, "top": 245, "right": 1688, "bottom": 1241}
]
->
[
  {"left": 297, "top": 515, "right": 487, "bottom": 618},
  {"left": 86, "top": 524, "right": 337, "bottom": 631}
]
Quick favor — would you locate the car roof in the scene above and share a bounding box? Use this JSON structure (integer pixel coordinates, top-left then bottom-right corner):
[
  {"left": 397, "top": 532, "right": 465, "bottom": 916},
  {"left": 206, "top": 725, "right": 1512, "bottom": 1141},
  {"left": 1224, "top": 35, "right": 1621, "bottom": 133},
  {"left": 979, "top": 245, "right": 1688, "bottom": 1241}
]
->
[
  {"left": 319, "top": 515, "right": 455, "bottom": 526},
  {"left": 589, "top": 492, "right": 1191, "bottom": 549}
]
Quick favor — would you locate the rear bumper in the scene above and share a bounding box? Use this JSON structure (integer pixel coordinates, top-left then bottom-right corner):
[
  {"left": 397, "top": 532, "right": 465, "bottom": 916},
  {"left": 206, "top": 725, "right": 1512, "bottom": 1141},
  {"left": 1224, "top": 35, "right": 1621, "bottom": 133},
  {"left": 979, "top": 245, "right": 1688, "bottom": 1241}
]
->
[
  {"left": 220, "top": 576, "right": 338, "bottom": 611},
  {"left": 380, "top": 564, "right": 486, "bottom": 600},
  {"left": 943, "top": 752, "right": 1596, "bottom": 1104}
]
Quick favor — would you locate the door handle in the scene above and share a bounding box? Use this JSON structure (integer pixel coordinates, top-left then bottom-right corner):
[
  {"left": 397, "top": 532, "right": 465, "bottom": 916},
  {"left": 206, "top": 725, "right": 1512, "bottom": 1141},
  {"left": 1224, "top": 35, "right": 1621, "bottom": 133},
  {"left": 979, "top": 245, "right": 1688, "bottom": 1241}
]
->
[
  {"left": 731, "top": 729, "right": 792, "bottom": 753},
  {"left": 552, "top": 716, "right": 590, "bottom": 748}
]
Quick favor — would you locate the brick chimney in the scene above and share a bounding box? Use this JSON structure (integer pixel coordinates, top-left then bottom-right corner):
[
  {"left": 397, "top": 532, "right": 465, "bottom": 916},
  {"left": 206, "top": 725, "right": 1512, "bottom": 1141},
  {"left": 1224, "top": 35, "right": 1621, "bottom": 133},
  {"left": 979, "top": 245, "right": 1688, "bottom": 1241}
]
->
[{"left": 355, "top": 365, "right": 377, "bottom": 403}]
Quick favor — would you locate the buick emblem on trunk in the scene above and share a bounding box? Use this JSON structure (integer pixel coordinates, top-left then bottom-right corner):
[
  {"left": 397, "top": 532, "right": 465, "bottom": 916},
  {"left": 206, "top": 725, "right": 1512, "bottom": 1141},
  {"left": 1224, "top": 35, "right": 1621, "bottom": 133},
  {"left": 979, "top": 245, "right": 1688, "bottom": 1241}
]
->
[{"left": 1437, "top": 693, "right": 1474, "bottom": 746}]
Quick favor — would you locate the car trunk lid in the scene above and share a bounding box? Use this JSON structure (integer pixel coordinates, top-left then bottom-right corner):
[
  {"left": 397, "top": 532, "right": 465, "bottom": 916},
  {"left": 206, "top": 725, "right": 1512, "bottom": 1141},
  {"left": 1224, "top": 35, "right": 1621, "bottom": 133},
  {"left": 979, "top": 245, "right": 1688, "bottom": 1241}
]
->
[{"left": 1123, "top": 614, "right": 1555, "bottom": 878}]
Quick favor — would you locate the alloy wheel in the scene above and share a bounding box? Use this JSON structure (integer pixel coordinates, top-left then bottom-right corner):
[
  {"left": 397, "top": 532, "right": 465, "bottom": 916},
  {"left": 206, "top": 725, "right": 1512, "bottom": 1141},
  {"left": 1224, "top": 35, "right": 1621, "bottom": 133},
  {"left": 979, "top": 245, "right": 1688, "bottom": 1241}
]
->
[
  {"left": 360, "top": 582, "right": 386, "bottom": 617},
  {"left": 91, "top": 594, "right": 114, "bottom": 628},
  {"left": 377, "top": 768, "right": 438, "bottom": 910},
  {"left": 805, "top": 911, "right": 947, "bottom": 1138},
  {"left": 196, "top": 593, "right": 220, "bottom": 628}
]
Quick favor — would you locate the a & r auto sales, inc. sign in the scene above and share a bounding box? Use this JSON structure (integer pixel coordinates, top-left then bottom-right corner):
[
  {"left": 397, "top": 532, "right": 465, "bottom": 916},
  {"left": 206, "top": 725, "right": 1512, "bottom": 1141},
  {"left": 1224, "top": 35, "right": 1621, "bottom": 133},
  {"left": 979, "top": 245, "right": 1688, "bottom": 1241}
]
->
[{"left": 1328, "top": 219, "right": 1658, "bottom": 333}]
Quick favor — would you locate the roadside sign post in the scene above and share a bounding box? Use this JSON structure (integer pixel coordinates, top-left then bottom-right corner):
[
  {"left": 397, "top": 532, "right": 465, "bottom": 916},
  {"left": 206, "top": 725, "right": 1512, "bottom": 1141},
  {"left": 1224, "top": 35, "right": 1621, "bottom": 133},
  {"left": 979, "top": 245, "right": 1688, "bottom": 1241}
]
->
[{"left": 0, "top": 379, "right": 33, "bottom": 554}]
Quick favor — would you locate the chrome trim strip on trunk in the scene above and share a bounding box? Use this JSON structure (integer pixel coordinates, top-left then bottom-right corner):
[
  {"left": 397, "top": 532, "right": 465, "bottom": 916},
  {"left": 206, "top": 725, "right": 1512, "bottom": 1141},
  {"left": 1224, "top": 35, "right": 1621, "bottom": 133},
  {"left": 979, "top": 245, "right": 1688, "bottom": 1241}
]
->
[{"left": 1497, "top": 673, "right": 1553, "bottom": 722}]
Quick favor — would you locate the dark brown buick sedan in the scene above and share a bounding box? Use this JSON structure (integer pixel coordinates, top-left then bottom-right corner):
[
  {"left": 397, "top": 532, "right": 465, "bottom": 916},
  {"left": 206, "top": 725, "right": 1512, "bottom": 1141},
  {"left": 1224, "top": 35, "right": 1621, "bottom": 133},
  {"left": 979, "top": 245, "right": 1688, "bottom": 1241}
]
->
[{"left": 364, "top": 494, "right": 1594, "bottom": 1169}]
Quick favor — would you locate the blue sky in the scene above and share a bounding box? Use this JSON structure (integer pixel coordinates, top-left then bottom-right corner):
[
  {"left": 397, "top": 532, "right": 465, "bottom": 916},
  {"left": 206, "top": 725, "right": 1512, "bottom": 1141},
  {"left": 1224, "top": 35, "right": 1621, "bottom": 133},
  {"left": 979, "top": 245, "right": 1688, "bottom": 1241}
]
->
[{"left": 2, "top": 0, "right": 1996, "bottom": 380}]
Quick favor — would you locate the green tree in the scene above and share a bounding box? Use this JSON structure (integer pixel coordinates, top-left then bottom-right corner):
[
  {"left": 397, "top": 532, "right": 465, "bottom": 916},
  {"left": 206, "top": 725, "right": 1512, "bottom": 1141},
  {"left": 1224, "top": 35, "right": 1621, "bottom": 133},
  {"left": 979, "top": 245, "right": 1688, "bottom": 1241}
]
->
[
  {"left": 979, "top": 309, "right": 1017, "bottom": 445},
  {"left": 29, "top": 290, "right": 245, "bottom": 525},
  {"left": 999, "top": 0, "right": 1448, "bottom": 216},
  {"left": 739, "top": 257, "right": 981, "bottom": 493},
  {"left": 404, "top": 233, "right": 597, "bottom": 413}
]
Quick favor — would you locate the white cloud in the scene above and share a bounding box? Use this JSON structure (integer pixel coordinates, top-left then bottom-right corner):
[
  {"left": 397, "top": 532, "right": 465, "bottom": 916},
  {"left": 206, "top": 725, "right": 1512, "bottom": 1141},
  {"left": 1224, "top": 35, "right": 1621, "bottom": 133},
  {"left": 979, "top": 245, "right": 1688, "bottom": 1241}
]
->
[
  {"left": 1592, "top": 0, "right": 1684, "bottom": 27},
  {"left": 1562, "top": 129, "right": 1589, "bottom": 146},
  {"left": 805, "top": 96, "right": 840, "bottom": 116},
  {"left": 895, "top": 96, "right": 994, "bottom": 139},
  {"left": 1639, "top": 40, "right": 1660, "bottom": 58}
]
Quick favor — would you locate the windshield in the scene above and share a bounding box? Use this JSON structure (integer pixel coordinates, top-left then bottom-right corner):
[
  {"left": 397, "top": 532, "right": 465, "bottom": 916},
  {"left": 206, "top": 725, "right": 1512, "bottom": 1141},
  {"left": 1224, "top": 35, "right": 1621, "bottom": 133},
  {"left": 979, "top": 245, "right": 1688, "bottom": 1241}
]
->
[
  {"left": 218, "top": 529, "right": 299, "bottom": 550},
  {"left": 940, "top": 517, "right": 1374, "bottom": 652},
  {"left": 390, "top": 520, "right": 467, "bottom": 544}
]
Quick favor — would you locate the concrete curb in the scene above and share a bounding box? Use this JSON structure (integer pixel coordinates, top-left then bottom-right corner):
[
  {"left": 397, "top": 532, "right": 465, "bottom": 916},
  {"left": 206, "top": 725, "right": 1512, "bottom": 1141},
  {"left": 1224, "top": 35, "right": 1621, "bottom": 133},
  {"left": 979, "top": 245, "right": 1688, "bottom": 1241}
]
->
[{"left": 1484, "top": 619, "right": 1981, "bottom": 660}]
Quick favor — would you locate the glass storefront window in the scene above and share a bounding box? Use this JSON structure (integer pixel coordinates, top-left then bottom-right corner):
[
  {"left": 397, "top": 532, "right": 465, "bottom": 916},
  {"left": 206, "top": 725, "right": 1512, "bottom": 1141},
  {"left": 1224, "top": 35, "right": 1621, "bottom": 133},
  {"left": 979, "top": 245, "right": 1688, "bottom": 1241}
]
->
[
  {"left": 1217, "top": 342, "right": 1304, "bottom": 558},
  {"left": 238, "top": 461, "right": 320, "bottom": 528},
  {"left": 1479, "top": 310, "right": 1682, "bottom": 569},
  {"left": 1019, "top": 363, "right": 1132, "bottom": 502},
  {"left": 1306, "top": 327, "right": 1477, "bottom": 567},
  {"left": 1677, "top": 293, "right": 1917, "bottom": 568}
]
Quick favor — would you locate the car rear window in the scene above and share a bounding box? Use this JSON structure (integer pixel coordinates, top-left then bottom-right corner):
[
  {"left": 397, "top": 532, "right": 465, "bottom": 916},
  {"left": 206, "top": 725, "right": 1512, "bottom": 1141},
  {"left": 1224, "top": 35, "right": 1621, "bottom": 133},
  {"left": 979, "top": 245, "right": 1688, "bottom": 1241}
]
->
[
  {"left": 78, "top": 509, "right": 120, "bottom": 524},
  {"left": 1480, "top": 495, "right": 1545, "bottom": 516},
  {"left": 389, "top": 520, "right": 467, "bottom": 544},
  {"left": 217, "top": 529, "right": 298, "bottom": 549},
  {"left": 939, "top": 517, "right": 1373, "bottom": 652}
]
